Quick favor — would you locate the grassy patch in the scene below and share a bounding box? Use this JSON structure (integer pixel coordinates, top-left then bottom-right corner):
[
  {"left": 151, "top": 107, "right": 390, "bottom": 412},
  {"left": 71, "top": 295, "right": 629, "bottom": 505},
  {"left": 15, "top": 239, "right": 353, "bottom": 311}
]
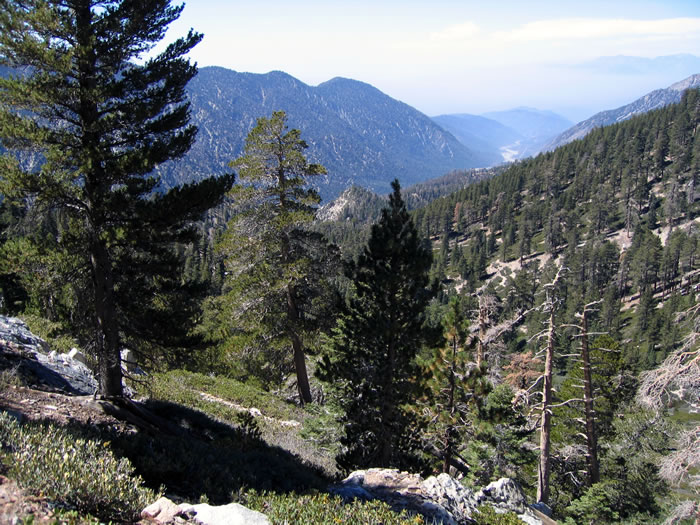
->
[
  {"left": 145, "top": 369, "right": 339, "bottom": 476},
  {"left": 147, "top": 369, "right": 305, "bottom": 423}
]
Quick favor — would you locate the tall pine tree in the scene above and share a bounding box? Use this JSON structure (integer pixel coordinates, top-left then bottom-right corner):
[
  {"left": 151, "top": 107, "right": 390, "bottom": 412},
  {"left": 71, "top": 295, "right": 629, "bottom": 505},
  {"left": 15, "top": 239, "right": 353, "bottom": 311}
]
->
[
  {"left": 0, "top": 1, "right": 233, "bottom": 396},
  {"left": 320, "top": 179, "right": 440, "bottom": 472},
  {"left": 211, "top": 110, "right": 338, "bottom": 404}
]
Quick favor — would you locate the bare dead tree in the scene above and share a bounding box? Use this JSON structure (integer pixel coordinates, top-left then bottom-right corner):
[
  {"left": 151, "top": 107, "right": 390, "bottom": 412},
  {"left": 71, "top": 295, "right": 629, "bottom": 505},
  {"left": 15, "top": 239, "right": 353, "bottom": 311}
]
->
[
  {"left": 470, "top": 292, "right": 530, "bottom": 371},
  {"left": 638, "top": 303, "right": 699, "bottom": 524},
  {"left": 474, "top": 293, "right": 498, "bottom": 368},
  {"left": 637, "top": 303, "right": 699, "bottom": 412},
  {"left": 532, "top": 265, "right": 566, "bottom": 504},
  {"left": 562, "top": 300, "right": 605, "bottom": 487}
]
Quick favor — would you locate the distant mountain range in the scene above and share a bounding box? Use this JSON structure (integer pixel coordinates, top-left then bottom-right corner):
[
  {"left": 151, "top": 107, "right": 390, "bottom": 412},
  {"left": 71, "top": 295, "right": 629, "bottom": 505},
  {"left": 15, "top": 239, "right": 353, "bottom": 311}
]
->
[
  {"left": 577, "top": 54, "right": 700, "bottom": 77},
  {"left": 3, "top": 63, "right": 697, "bottom": 202},
  {"left": 432, "top": 108, "right": 572, "bottom": 162},
  {"left": 431, "top": 114, "right": 519, "bottom": 163},
  {"left": 153, "top": 67, "right": 493, "bottom": 201},
  {"left": 542, "top": 73, "right": 700, "bottom": 152}
]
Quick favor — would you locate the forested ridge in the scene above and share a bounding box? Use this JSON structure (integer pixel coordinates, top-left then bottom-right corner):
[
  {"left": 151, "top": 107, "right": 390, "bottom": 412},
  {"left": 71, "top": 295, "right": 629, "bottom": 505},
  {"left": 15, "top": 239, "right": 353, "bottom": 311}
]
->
[
  {"left": 410, "top": 88, "right": 699, "bottom": 368},
  {"left": 0, "top": 2, "right": 698, "bottom": 523}
]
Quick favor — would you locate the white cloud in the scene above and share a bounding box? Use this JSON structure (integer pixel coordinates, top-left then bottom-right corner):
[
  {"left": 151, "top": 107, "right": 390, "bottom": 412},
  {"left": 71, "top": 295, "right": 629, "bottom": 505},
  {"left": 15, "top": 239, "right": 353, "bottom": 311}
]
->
[{"left": 430, "top": 21, "right": 481, "bottom": 41}]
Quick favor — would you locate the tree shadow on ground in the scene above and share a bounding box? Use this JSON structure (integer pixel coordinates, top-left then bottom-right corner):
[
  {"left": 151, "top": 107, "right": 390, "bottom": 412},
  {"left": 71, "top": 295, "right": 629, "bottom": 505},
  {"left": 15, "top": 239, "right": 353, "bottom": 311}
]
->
[
  {"left": 70, "top": 398, "right": 330, "bottom": 504},
  {"left": 1, "top": 346, "right": 329, "bottom": 504}
]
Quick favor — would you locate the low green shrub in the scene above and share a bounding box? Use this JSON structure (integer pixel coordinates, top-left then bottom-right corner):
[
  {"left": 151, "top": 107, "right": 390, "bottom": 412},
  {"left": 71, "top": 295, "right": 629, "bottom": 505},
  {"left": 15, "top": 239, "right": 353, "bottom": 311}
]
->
[
  {"left": 0, "top": 412, "right": 156, "bottom": 522},
  {"left": 473, "top": 505, "right": 524, "bottom": 525},
  {"left": 243, "top": 490, "right": 425, "bottom": 524}
]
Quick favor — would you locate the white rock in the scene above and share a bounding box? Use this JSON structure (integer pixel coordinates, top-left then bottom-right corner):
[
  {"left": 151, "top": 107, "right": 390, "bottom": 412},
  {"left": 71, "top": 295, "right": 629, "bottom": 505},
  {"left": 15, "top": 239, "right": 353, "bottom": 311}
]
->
[
  {"left": 141, "top": 496, "right": 184, "bottom": 524},
  {"left": 422, "top": 473, "right": 479, "bottom": 519},
  {"left": 121, "top": 348, "right": 146, "bottom": 375},
  {"left": 181, "top": 502, "right": 270, "bottom": 525},
  {"left": 68, "top": 347, "right": 89, "bottom": 365},
  {"left": 518, "top": 513, "right": 543, "bottom": 525},
  {"left": 121, "top": 348, "right": 134, "bottom": 365}
]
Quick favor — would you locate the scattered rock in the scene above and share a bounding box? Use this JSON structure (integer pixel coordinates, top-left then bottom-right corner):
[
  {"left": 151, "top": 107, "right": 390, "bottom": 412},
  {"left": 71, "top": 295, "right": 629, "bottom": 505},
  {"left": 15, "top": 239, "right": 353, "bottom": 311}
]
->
[
  {"left": 122, "top": 348, "right": 146, "bottom": 375},
  {"left": 140, "top": 498, "right": 271, "bottom": 525},
  {"left": 0, "top": 315, "right": 142, "bottom": 395},
  {"left": 197, "top": 391, "right": 300, "bottom": 428},
  {"left": 33, "top": 347, "right": 98, "bottom": 394},
  {"left": 331, "top": 468, "right": 474, "bottom": 524},
  {"left": 530, "top": 502, "right": 553, "bottom": 517},
  {"left": 476, "top": 477, "right": 528, "bottom": 514},
  {"left": 332, "top": 468, "right": 546, "bottom": 525},
  {"left": 423, "top": 473, "right": 480, "bottom": 523}
]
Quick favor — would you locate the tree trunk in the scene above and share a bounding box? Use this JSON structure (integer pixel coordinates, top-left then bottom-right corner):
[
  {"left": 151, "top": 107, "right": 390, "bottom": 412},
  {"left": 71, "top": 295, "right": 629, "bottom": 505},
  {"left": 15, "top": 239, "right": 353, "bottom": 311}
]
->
[
  {"left": 379, "top": 335, "right": 397, "bottom": 467},
  {"left": 537, "top": 307, "right": 555, "bottom": 503},
  {"left": 91, "top": 238, "right": 123, "bottom": 397},
  {"left": 77, "top": 3, "right": 122, "bottom": 398},
  {"left": 581, "top": 308, "right": 600, "bottom": 485},
  {"left": 286, "top": 284, "right": 312, "bottom": 404},
  {"left": 476, "top": 296, "right": 488, "bottom": 368},
  {"left": 444, "top": 333, "right": 457, "bottom": 473}
]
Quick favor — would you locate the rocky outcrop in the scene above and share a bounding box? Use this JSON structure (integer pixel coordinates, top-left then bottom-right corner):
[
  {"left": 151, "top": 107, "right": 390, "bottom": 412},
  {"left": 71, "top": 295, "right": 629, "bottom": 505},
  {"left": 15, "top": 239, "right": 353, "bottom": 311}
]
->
[
  {"left": 141, "top": 497, "right": 270, "bottom": 525},
  {"left": 142, "top": 497, "right": 184, "bottom": 524},
  {"left": 331, "top": 468, "right": 548, "bottom": 525},
  {"left": 0, "top": 316, "right": 97, "bottom": 394},
  {"left": 0, "top": 316, "right": 49, "bottom": 354},
  {"left": 0, "top": 315, "right": 142, "bottom": 395},
  {"left": 477, "top": 478, "right": 529, "bottom": 514}
]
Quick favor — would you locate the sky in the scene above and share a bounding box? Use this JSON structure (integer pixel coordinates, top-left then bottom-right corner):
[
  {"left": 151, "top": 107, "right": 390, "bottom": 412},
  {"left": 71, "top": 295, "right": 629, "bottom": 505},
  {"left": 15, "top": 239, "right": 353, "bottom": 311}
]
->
[{"left": 158, "top": 0, "right": 700, "bottom": 122}]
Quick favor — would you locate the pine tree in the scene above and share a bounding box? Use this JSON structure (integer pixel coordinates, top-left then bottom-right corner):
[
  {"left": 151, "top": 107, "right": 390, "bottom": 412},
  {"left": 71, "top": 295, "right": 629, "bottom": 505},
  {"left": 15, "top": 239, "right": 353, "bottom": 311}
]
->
[
  {"left": 0, "top": 1, "right": 233, "bottom": 396},
  {"left": 319, "top": 179, "right": 440, "bottom": 472},
  {"left": 213, "top": 110, "right": 338, "bottom": 404},
  {"left": 420, "top": 296, "right": 490, "bottom": 474}
]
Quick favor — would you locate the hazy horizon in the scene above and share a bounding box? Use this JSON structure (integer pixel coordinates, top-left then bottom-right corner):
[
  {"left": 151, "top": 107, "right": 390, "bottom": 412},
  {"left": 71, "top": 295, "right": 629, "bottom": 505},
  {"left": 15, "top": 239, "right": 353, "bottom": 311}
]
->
[{"left": 157, "top": 0, "right": 700, "bottom": 122}]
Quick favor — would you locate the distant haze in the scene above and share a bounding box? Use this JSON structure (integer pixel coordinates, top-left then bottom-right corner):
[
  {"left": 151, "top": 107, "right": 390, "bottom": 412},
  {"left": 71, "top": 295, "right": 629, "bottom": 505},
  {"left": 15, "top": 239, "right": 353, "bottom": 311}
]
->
[{"left": 156, "top": 1, "right": 700, "bottom": 122}]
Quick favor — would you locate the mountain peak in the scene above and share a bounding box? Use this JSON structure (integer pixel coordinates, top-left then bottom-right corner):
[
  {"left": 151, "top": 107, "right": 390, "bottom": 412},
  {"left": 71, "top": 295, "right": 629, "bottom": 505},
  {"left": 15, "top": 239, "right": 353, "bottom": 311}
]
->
[
  {"left": 669, "top": 73, "right": 700, "bottom": 92},
  {"left": 316, "top": 76, "right": 385, "bottom": 96},
  {"left": 157, "top": 66, "right": 491, "bottom": 200}
]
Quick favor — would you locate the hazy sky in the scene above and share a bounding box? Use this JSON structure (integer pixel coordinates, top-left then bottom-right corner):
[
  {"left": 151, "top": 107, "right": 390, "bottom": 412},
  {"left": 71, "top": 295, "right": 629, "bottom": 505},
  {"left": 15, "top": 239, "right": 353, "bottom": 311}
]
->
[{"left": 160, "top": 0, "right": 700, "bottom": 121}]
